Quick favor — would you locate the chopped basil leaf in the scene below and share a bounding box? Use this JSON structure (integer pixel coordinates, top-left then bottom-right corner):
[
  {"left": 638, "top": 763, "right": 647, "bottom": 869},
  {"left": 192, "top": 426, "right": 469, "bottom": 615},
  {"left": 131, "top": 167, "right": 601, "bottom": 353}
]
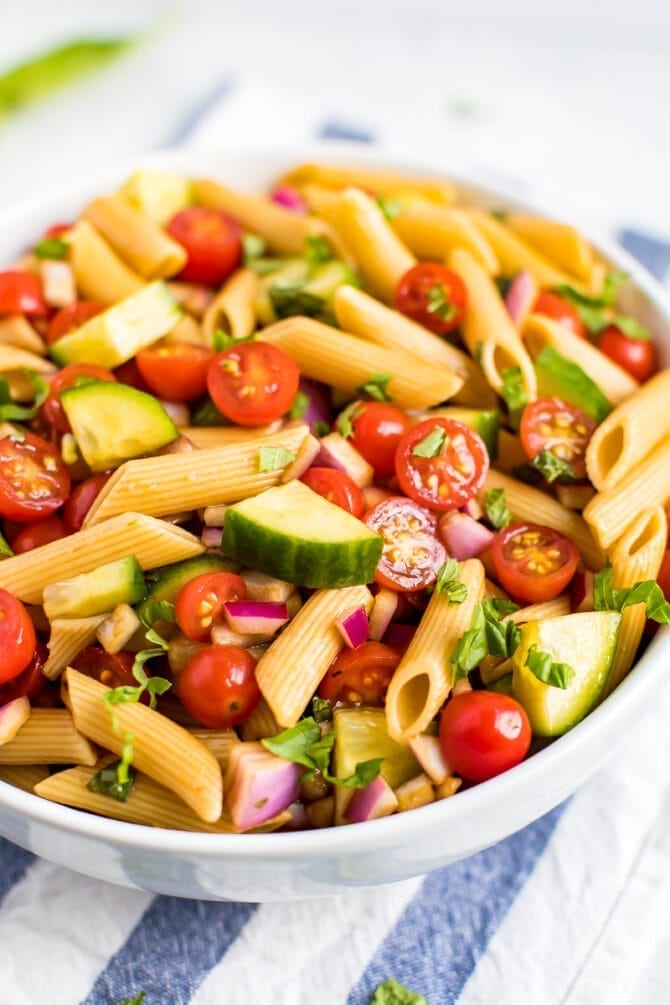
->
[
  {"left": 483, "top": 487, "right": 512, "bottom": 529},
  {"left": 242, "top": 233, "right": 266, "bottom": 264},
  {"left": 426, "top": 283, "right": 457, "bottom": 324},
  {"left": 411, "top": 427, "right": 446, "bottom": 458},
  {"left": 257, "top": 446, "right": 297, "bottom": 472},
  {"left": 494, "top": 275, "right": 513, "bottom": 298},
  {"left": 262, "top": 717, "right": 382, "bottom": 789},
  {"left": 336, "top": 400, "right": 363, "bottom": 439},
  {"left": 337, "top": 757, "right": 385, "bottom": 789},
  {"left": 211, "top": 329, "right": 256, "bottom": 352},
  {"left": 356, "top": 372, "right": 393, "bottom": 402},
  {"left": 311, "top": 697, "right": 333, "bottom": 723},
  {"left": 611, "top": 314, "right": 652, "bottom": 341},
  {"left": 0, "top": 531, "right": 13, "bottom": 558},
  {"left": 87, "top": 760, "right": 135, "bottom": 802},
  {"left": 376, "top": 195, "right": 403, "bottom": 221},
  {"left": 525, "top": 644, "right": 574, "bottom": 689},
  {"left": 529, "top": 448, "right": 576, "bottom": 484},
  {"left": 249, "top": 256, "right": 285, "bottom": 276},
  {"left": 500, "top": 366, "right": 528, "bottom": 428},
  {"left": 370, "top": 979, "right": 427, "bottom": 1005},
  {"left": 435, "top": 559, "right": 467, "bottom": 604},
  {"left": 288, "top": 390, "right": 309, "bottom": 420},
  {"left": 304, "top": 234, "right": 333, "bottom": 266},
  {"left": 313, "top": 420, "right": 331, "bottom": 438},
  {"left": 452, "top": 598, "right": 521, "bottom": 678},
  {"left": 593, "top": 564, "right": 670, "bottom": 624},
  {"left": 553, "top": 271, "right": 630, "bottom": 334},
  {"left": 116, "top": 993, "right": 146, "bottom": 1005},
  {"left": 0, "top": 370, "right": 48, "bottom": 422},
  {"left": 268, "top": 284, "right": 328, "bottom": 322},
  {"left": 138, "top": 600, "right": 176, "bottom": 631},
  {"left": 452, "top": 605, "right": 488, "bottom": 679},
  {"left": 33, "top": 236, "right": 69, "bottom": 260},
  {"left": 490, "top": 208, "right": 508, "bottom": 222},
  {"left": 190, "top": 396, "right": 226, "bottom": 427},
  {"left": 481, "top": 597, "right": 520, "bottom": 620}
]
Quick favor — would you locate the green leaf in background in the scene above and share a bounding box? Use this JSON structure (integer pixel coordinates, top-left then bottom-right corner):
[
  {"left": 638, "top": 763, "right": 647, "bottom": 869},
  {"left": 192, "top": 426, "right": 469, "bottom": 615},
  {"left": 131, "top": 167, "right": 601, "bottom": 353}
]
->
[{"left": 370, "top": 979, "right": 427, "bottom": 1004}]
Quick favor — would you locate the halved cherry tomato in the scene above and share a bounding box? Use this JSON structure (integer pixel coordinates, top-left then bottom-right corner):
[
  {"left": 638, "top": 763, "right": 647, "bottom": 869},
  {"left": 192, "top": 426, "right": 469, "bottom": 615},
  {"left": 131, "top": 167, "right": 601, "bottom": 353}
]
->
[
  {"left": 10, "top": 516, "right": 66, "bottom": 553},
  {"left": 599, "top": 324, "right": 656, "bottom": 382},
  {"left": 491, "top": 521, "right": 579, "bottom": 604},
  {"left": 46, "top": 301, "right": 103, "bottom": 344},
  {"left": 71, "top": 647, "right": 139, "bottom": 689},
  {"left": 113, "top": 358, "right": 151, "bottom": 392},
  {"left": 0, "top": 640, "right": 48, "bottom": 703},
  {"left": 533, "top": 291, "right": 585, "bottom": 337},
  {"left": 396, "top": 263, "right": 467, "bottom": 336},
  {"left": 136, "top": 344, "right": 215, "bottom": 401},
  {"left": 520, "top": 398, "right": 595, "bottom": 480},
  {"left": 0, "top": 271, "right": 46, "bottom": 317},
  {"left": 62, "top": 473, "right": 111, "bottom": 533},
  {"left": 395, "top": 418, "right": 489, "bottom": 511},
  {"left": 301, "top": 467, "right": 364, "bottom": 517},
  {"left": 207, "top": 342, "right": 300, "bottom": 426},
  {"left": 349, "top": 401, "right": 413, "bottom": 479},
  {"left": 41, "top": 362, "right": 117, "bottom": 435},
  {"left": 439, "top": 691, "right": 531, "bottom": 783},
  {"left": 658, "top": 550, "right": 670, "bottom": 600},
  {"left": 175, "top": 572, "right": 248, "bottom": 643},
  {"left": 365, "top": 496, "right": 446, "bottom": 591},
  {"left": 176, "top": 645, "right": 260, "bottom": 728},
  {"left": 43, "top": 222, "right": 72, "bottom": 239},
  {"left": 0, "top": 590, "right": 37, "bottom": 683},
  {"left": 166, "top": 207, "right": 242, "bottom": 286},
  {"left": 0, "top": 433, "right": 70, "bottom": 521},
  {"left": 319, "top": 641, "right": 401, "bottom": 705}
]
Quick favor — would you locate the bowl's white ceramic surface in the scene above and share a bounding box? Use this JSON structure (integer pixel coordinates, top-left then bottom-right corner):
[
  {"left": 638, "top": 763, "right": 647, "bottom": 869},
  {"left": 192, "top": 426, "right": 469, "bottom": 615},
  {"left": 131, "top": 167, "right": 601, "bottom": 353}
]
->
[{"left": 0, "top": 147, "right": 668, "bottom": 902}]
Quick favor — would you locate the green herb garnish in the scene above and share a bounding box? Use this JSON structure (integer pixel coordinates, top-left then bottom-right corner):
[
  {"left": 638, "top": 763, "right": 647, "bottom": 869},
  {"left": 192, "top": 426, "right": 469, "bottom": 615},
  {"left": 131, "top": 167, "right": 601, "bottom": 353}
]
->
[
  {"left": 336, "top": 400, "right": 363, "bottom": 439},
  {"left": 262, "top": 717, "right": 383, "bottom": 789},
  {"left": 116, "top": 993, "right": 146, "bottom": 1005},
  {"left": 376, "top": 195, "right": 403, "bottom": 221},
  {"left": 483, "top": 487, "right": 512, "bottom": 529},
  {"left": 0, "top": 531, "right": 13, "bottom": 558},
  {"left": 311, "top": 697, "right": 333, "bottom": 723},
  {"left": 356, "top": 372, "right": 393, "bottom": 402},
  {"left": 0, "top": 370, "right": 48, "bottom": 422},
  {"left": 313, "top": 420, "right": 331, "bottom": 438},
  {"left": 452, "top": 598, "right": 521, "bottom": 679},
  {"left": 370, "top": 978, "right": 427, "bottom": 1004},
  {"left": 529, "top": 448, "right": 576, "bottom": 484},
  {"left": 525, "top": 644, "right": 574, "bottom": 689},
  {"left": 87, "top": 760, "right": 135, "bottom": 803},
  {"left": 426, "top": 283, "right": 457, "bottom": 324},
  {"left": 288, "top": 390, "right": 309, "bottom": 420},
  {"left": 593, "top": 564, "right": 670, "bottom": 623},
  {"left": 242, "top": 233, "right": 266, "bottom": 265},
  {"left": 33, "top": 236, "right": 69, "bottom": 260},
  {"left": 268, "top": 284, "right": 328, "bottom": 322},
  {"left": 435, "top": 559, "right": 467, "bottom": 604},
  {"left": 411, "top": 427, "right": 445, "bottom": 458},
  {"left": 257, "top": 446, "right": 296, "bottom": 472},
  {"left": 500, "top": 366, "right": 529, "bottom": 428},
  {"left": 553, "top": 271, "right": 650, "bottom": 339},
  {"left": 304, "top": 234, "right": 333, "bottom": 266}
]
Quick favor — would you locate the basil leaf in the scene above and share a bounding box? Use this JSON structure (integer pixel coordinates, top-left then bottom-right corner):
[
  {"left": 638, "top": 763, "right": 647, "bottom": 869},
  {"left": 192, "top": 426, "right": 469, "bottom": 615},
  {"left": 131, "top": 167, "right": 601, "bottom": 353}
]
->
[
  {"left": 411, "top": 427, "right": 445, "bottom": 458},
  {"left": 268, "top": 284, "right": 327, "bottom": 321},
  {"left": 335, "top": 757, "right": 384, "bottom": 789},
  {"left": 87, "top": 760, "right": 135, "bottom": 802},
  {"left": 480, "top": 597, "right": 520, "bottom": 620},
  {"left": 376, "top": 195, "right": 403, "bottom": 221},
  {"left": 189, "top": 396, "right": 226, "bottom": 427},
  {"left": 525, "top": 644, "right": 574, "bottom": 689},
  {"left": 483, "top": 487, "right": 512, "bottom": 529},
  {"left": 257, "top": 446, "right": 297, "bottom": 472},
  {"left": 426, "top": 283, "right": 457, "bottom": 324},
  {"left": 242, "top": 233, "right": 266, "bottom": 264},
  {"left": 370, "top": 979, "right": 427, "bottom": 1005},
  {"left": 116, "top": 993, "right": 146, "bottom": 1005},
  {"left": 553, "top": 271, "right": 629, "bottom": 334},
  {"left": 138, "top": 600, "right": 176, "bottom": 631},
  {"left": 313, "top": 420, "right": 331, "bottom": 438},
  {"left": 311, "top": 697, "right": 333, "bottom": 723},
  {"left": 485, "top": 616, "right": 521, "bottom": 660},
  {"left": 452, "top": 598, "right": 521, "bottom": 677},
  {"left": 33, "top": 236, "right": 69, "bottom": 260},
  {"left": 435, "top": 559, "right": 467, "bottom": 604},
  {"left": 0, "top": 370, "right": 48, "bottom": 422},
  {"left": 356, "top": 372, "right": 393, "bottom": 403},
  {"left": 612, "top": 315, "right": 652, "bottom": 341},
  {"left": 211, "top": 330, "right": 256, "bottom": 352},
  {"left": 288, "top": 390, "right": 309, "bottom": 420},
  {"left": 593, "top": 564, "right": 670, "bottom": 623},
  {"left": 336, "top": 400, "right": 363, "bottom": 439},
  {"left": 261, "top": 718, "right": 322, "bottom": 770},
  {"left": 529, "top": 448, "right": 576, "bottom": 484},
  {"left": 0, "top": 531, "right": 13, "bottom": 558},
  {"left": 451, "top": 605, "right": 487, "bottom": 679},
  {"left": 490, "top": 208, "right": 508, "bottom": 223},
  {"left": 304, "top": 235, "right": 333, "bottom": 266},
  {"left": 500, "top": 366, "right": 528, "bottom": 428}
]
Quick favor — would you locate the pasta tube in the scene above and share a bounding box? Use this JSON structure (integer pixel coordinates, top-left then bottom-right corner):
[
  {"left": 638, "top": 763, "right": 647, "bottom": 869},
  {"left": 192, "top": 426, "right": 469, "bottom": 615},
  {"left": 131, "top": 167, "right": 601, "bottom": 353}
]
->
[
  {"left": 0, "top": 764, "right": 50, "bottom": 792},
  {"left": 44, "top": 614, "right": 107, "bottom": 680},
  {"left": 202, "top": 268, "right": 259, "bottom": 343},
  {"left": 83, "top": 195, "right": 187, "bottom": 278},
  {"left": 504, "top": 213, "right": 594, "bottom": 282},
  {"left": 278, "top": 161, "right": 457, "bottom": 204},
  {"left": 178, "top": 423, "right": 281, "bottom": 448},
  {"left": 465, "top": 209, "right": 572, "bottom": 287},
  {"left": 0, "top": 315, "right": 46, "bottom": 355},
  {"left": 240, "top": 697, "right": 282, "bottom": 741},
  {"left": 0, "top": 709, "right": 97, "bottom": 766},
  {"left": 69, "top": 220, "right": 145, "bottom": 304},
  {"left": 391, "top": 205, "right": 499, "bottom": 274}
]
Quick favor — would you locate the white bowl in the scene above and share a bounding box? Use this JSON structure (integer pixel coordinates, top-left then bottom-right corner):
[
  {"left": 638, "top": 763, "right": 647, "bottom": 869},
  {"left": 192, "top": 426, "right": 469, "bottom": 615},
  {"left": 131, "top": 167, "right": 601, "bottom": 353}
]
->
[{"left": 0, "top": 146, "right": 668, "bottom": 901}]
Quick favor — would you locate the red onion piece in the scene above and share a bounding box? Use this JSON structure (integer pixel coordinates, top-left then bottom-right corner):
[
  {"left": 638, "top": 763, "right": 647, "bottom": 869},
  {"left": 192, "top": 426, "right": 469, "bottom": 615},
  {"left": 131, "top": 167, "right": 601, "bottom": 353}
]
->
[
  {"left": 408, "top": 734, "right": 451, "bottom": 785},
  {"left": 439, "top": 512, "right": 494, "bottom": 560},
  {"left": 462, "top": 497, "right": 484, "bottom": 521},
  {"left": 224, "top": 744, "right": 302, "bottom": 830},
  {"left": 381, "top": 623, "right": 417, "bottom": 650},
  {"left": 271, "top": 185, "right": 307, "bottom": 213},
  {"left": 368, "top": 589, "right": 399, "bottom": 642},
  {"left": 504, "top": 270, "right": 538, "bottom": 327},
  {"left": 158, "top": 400, "right": 191, "bottom": 427},
  {"left": 297, "top": 378, "right": 333, "bottom": 436},
  {"left": 335, "top": 605, "right": 370, "bottom": 649},
  {"left": 223, "top": 601, "right": 289, "bottom": 635},
  {"left": 570, "top": 570, "right": 594, "bottom": 612},
  {"left": 316, "top": 432, "right": 374, "bottom": 486},
  {"left": 0, "top": 697, "right": 30, "bottom": 744},
  {"left": 201, "top": 526, "right": 223, "bottom": 549},
  {"left": 281, "top": 800, "right": 311, "bottom": 831},
  {"left": 344, "top": 774, "right": 399, "bottom": 823}
]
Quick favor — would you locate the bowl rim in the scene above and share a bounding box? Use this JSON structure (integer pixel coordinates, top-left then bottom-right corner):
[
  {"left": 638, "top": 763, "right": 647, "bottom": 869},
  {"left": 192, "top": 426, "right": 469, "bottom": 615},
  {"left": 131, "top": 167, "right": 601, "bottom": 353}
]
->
[{"left": 1, "top": 143, "right": 668, "bottom": 860}]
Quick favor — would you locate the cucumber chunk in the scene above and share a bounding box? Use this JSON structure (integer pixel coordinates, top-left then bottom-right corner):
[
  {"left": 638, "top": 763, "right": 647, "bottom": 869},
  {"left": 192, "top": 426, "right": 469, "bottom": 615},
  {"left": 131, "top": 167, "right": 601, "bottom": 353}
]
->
[
  {"left": 333, "top": 706, "right": 420, "bottom": 789},
  {"left": 61, "top": 380, "right": 178, "bottom": 472},
  {"left": 534, "top": 345, "right": 612, "bottom": 423},
  {"left": 511, "top": 611, "right": 621, "bottom": 736},
  {"left": 424, "top": 407, "right": 499, "bottom": 458},
  {"left": 139, "top": 554, "right": 240, "bottom": 614},
  {"left": 43, "top": 554, "right": 145, "bottom": 620},
  {"left": 50, "top": 280, "right": 182, "bottom": 368},
  {"left": 119, "top": 169, "right": 193, "bottom": 224},
  {"left": 221, "top": 481, "right": 383, "bottom": 588}
]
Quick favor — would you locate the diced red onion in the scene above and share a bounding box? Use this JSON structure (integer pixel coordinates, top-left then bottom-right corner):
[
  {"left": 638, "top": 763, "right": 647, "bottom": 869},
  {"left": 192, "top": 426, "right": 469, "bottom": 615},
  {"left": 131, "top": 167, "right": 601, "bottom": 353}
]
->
[
  {"left": 408, "top": 734, "right": 451, "bottom": 785},
  {"left": 381, "top": 622, "right": 417, "bottom": 650},
  {"left": 225, "top": 744, "right": 301, "bottom": 830},
  {"left": 211, "top": 624, "right": 275, "bottom": 647},
  {"left": 201, "top": 526, "right": 223, "bottom": 549},
  {"left": 316, "top": 433, "right": 374, "bottom": 487},
  {"left": 344, "top": 774, "right": 399, "bottom": 823},
  {"left": 335, "top": 605, "right": 369, "bottom": 649},
  {"left": 368, "top": 589, "right": 399, "bottom": 642},
  {"left": 504, "top": 270, "right": 538, "bottom": 327},
  {"left": 0, "top": 697, "right": 30, "bottom": 744},
  {"left": 439, "top": 512, "right": 494, "bottom": 560},
  {"left": 462, "top": 497, "right": 484, "bottom": 521},
  {"left": 298, "top": 378, "right": 333, "bottom": 436},
  {"left": 570, "top": 570, "right": 594, "bottom": 613},
  {"left": 281, "top": 800, "right": 311, "bottom": 831},
  {"left": 158, "top": 400, "right": 191, "bottom": 427},
  {"left": 223, "top": 600, "right": 289, "bottom": 636},
  {"left": 271, "top": 185, "right": 307, "bottom": 213}
]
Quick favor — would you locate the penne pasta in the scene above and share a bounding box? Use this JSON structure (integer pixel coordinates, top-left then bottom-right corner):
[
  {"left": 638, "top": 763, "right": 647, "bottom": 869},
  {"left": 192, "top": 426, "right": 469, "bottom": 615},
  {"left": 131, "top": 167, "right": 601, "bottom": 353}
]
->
[
  {"left": 256, "top": 585, "right": 373, "bottom": 727},
  {"left": 187, "top": 729, "right": 240, "bottom": 770},
  {"left": 162, "top": 314, "right": 205, "bottom": 346},
  {"left": 0, "top": 764, "right": 50, "bottom": 792},
  {"left": 44, "top": 614, "right": 107, "bottom": 680},
  {"left": 504, "top": 213, "right": 594, "bottom": 282},
  {"left": 202, "top": 268, "right": 259, "bottom": 343},
  {"left": 504, "top": 595, "right": 571, "bottom": 624},
  {"left": 0, "top": 709, "right": 97, "bottom": 766},
  {"left": 0, "top": 315, "right": 46, "bottom": 355},
  {"left": 83, "top": 194, "right": 187, "bottom": 279},
  {"left": 69, "top": 220, "right": 145, "bottom": 304},
  {"left": 385, "top": 559, "right": 486, "bottom": 743},
  {"left": 278, "top": 161, "right": 457, "bottom": 204},
  {"left": 465, "top": 209, "right": 573, "bottom": 287},
  {"left": 0, "top": 344, "right": 56, "bottom": 400},
  {"left": 178, "top": 423, "right": 281, "bottom": 448},
  {"left": 495, "top": 429, "right": 528, "bottom": 475},
  {"left": 240, "top": 697, "right": 282, "bottom": 741},
  {"left": 391, "top": 205, "right": 499, "bottom": 274},
  {"left": 62, "top": 668, "right": 223, "bottom": 822}
]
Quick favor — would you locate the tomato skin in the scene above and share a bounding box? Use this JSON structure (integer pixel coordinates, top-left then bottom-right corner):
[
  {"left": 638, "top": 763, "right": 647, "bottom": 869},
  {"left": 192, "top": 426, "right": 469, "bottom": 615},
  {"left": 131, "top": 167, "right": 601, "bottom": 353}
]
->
[
  {"left": 599, "top": 325, "right": 656, "bottom": 382},
  {"left": 62, "top": 473, "right": 111, "bottom": 533},
  {"left": 365, "top": 496, "right": 446, "bottom": 591},
  {"left": 395, "top": 418, "right": 489, "bottom": 512},
  {"left": 396, "top": 263, "right": 467, "bottom": 336},
  {"left": 135, "top": 344, "right": 216, "bottom": 402},
  {"left": 47, "top": 301, "right": 103, "bottom": 344},
  {"left": 439, "top": 691, "right": 531, "bottom": 783},
  {"left": 42, "top": 362, "right": 117, "bottom": 435},
  {"left": 71, "top": 647, "right": 140, "bottom": 690},
  {"left": 166, "top": 207, "right": 242, "bottom": 286},
  {"left": 175, "top": 572, "right": 248, "bottom": 643},
  {"left": 520, "top": 397, "right": 596, "bottom": 480},
  {"left": 491, "top": 521, "right": 579, "bottom": 604},
  {"left": 0, "top": 433, "right": 71, "bottom": 521},
  {"left": 0, "top": 640, "right": 48, "bottom": 703},
  {"left": 658, "top": 550, "right": 670, "bottom": 600},
  {"left": 300, "top": 467, "right": 364, "bottom": 517},
  {"left": 349, "top": 402, "right": 413, "bottom": 479},
  {"left": 533, "top": 291, "right": 585, "bottom": 337},
  {"left": 207, "top": 342, "right": 300, "bottom": 426},
  {"left": 0, "top": 271, "right": 46, "bottom": 317},
  {"left": 0, "top": 590, "right": 37, "bottom": 684},
  {"left": 319, "top": 641, "right": 401, "bottom": 705},
  {"left": 10, "top": 516, "right": 66, "bottom": 553},
  {"left": 176, "top": 645, "right": 261, "bottom": 728}
]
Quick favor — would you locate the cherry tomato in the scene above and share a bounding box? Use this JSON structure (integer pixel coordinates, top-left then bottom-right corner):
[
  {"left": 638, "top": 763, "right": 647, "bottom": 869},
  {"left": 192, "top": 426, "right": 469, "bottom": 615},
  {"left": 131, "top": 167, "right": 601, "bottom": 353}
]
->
[
  {"left": 491, "top": 521, "right": 579, "bottom": 604},
  {"left": 62, "top": 473, "right": 111, "bottom": 533},
  {"left": 349, "top": 401, "right": 413, "bottom": 479},
  {"left": 135, "top": 344, "right": 215, "bottom": 401},
  {"left": 300, "top": 467, "right": 364, "bottom": 517},
  {"left": 395, "top": 418, "right": 489, "bottom": 511},
  {"left": 175, "top": 572, "right": 248, "bottom": 643},
  {"left": 0, "top": 433, "right": 70, "bottom": 522},
  {"left": 519, "top": 398, "right": 596, "bottom": 480},
  {"left": 0, "top": 590, "right": 37, "bottom": 683},
  {"left": 47, "top": 301, "right": 103, "bottom": 344},
  {"left": 395, "top": 263, "right": 467, "bottom": 336},
  {"left": 71, "top": 647, "right": 138, "bottom": 689},
  {"left": 0, "top": 271, "right": 46, "bottom": 317},
  {"left": 41, "top": 362, "right": 117, "bottom": 435},
  {"left": 599, "top": 325, "right": 656, "bottom": 382},
  {"left": 365, "top": 496, "right": 446, "bottom": 591},
  {"left": 657, "top": 550, "right": 670, "bottom": 600},
  {"left": 176, "top": 645, "right": 260, "bottom": 728},
  {"left": 439, "top": 691, "right": 531, "bottom": 783},
  {"left": 207, "top": 342, "right": 300, "bottom": 426},
  {"left": 533, "top": 291, "right": 585, "bottom": 337},
  {"left": 0, "top": 640, "right": 48, "bottom": 703},
  {"left": 10, "top": 516, "right": 66, "bottom": 553},
  {"left": 166, "top": 207, "right": 242, "bottom": 287},
  {"left": 319, "top": 641, "right": 401, "bottom": 705},
  {"left": 43, "top": 222, "right": 72, "bottom": 239}
]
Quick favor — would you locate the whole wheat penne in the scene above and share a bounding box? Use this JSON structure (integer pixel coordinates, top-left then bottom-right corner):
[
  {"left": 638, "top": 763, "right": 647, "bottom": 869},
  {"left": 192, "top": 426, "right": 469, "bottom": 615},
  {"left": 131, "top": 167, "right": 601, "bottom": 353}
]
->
[
  {"left": 586, "top": 369, "right": 670, "bottom": 491},
  {"left": 202, "top": 268, "right": 259, "bottom": 343},
  {"left": 278, "top": 161, "right": 457, "bottom": 204},
  {"left": 62, "top": 668, "right": 223, "bottom": 822},
  {"left": 332, "top": 284, "right": 496, "bottom": 408},
  {"left": 504, "top": 213, "right": 594, "bottom": 281},
  {"left": 44, "top": 614, "right": 107, "bottom": 680},
  {"left": 260, "top": 316, "right": 463, "bottom": 409},
  {"left": 391, "top": 205, "right": 499, "bottom": 274},
  {"left": 584, "top": 438, "right": 670, "bottom": 550},
  {"left": 0, "top": 315, "right": 46, "bottom": 355},
  {"left": 523, "top": 313, "right": 639, "bottom": 405},
  {"left": 83, "top": 194, "right": 186, "bottom": 278},
  {"left": 69, "top": 220, "right": 145, "bottom": 304},
  {"left": 0, "top": 764, "right": 50, "bottom": 791},
  {"left": 448, "top": 247, "right": 537, "bottom": 401},
  {"left": 187, "top": 729, "right": 240, "bottom": 769},
  {"left": 0, "top": 512, "right": 204, "bottom": 605},
  {"left": 256, "top": 585, "right": 373, "bottom": 727},
  {"left": 481, "top": 469, "right": 605, "bottom": 570},
  {"left": 84, "top": 424, "right": 310, "bottom": 526},
  {"left": 385, "top": 560, "right": 486, "bottom": 743},
  {"left": 466, "top": 209, "right": 573, "bottom": 287},
  {"left": 0, "top": 709, "right": 96, "bottom": 765}
]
